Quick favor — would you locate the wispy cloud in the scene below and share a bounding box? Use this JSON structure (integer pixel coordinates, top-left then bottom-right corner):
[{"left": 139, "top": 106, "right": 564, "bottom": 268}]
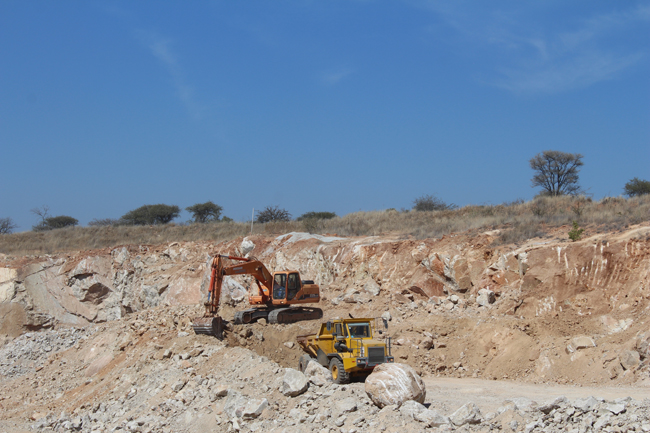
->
[
  {"left": 136, "top": 30, "right": 205, "bottom": 119},
  {"left": 320, "top": 67, "right": 353, "bottom": 85},
  {"left": 420, "top": 2, "right": 649, "bottom": 94}
]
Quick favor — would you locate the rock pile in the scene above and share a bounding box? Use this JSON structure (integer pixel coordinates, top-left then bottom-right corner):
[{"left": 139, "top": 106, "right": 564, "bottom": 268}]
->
[{"left": 0, "top": 326, "right": 95, "bottom": 378}]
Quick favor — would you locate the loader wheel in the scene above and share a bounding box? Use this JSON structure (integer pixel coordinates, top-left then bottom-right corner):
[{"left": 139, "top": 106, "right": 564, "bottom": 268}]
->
[
  {"left": 299, "top": 354, "right": 313, "bottom": 373},
  {"left": 329, "top": 357, "right": 350, "bottom": 384}
]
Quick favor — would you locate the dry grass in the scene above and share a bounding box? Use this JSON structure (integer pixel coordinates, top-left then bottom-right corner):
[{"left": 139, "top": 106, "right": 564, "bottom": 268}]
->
[{"left": 1, "top": 195, "right": 648, "bottom": 256}]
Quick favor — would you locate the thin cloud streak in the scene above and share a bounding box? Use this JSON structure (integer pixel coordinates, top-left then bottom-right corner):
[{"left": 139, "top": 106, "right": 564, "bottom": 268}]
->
[
  {"left": 419, "top": 1, "right": 649, "bottom": 94},
  {"left": 136, "top": 30, "right": 205, "bottom": 119},
  {"left": 320, "top": 67, "right": 354, "bottom": 85}
]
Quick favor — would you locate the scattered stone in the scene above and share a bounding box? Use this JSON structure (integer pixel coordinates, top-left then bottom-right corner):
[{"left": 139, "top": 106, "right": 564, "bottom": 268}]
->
[
  {"left": 573, "top": 396, "right": 599, "bottom": 412},
  {"left": 619, "top": 350, "right": 640, "bottom": 370}
]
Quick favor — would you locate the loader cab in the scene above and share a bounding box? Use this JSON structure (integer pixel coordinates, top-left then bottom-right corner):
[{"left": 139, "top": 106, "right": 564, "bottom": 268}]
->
[{"left": 272, "top": 271, "right": 302, "bottom": 302}]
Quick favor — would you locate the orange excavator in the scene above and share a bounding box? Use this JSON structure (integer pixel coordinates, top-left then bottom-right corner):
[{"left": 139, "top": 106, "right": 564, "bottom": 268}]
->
[{"left": 192, "top": 255, "right": 322, "bottom": 336}]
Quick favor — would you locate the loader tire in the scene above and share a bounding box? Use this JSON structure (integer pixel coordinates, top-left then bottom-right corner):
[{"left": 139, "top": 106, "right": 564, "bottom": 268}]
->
[
  {"left": 299, "top": 354, "right": 313, "bottom": 373},
  {"left": 329, "top": 357, "right": 350, "bottom": 384}
]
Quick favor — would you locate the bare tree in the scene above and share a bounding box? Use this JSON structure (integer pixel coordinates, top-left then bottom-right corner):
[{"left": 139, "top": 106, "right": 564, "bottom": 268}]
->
[
  {"left": 30, "top": 205, "right": 51, "bottom": 224},
  {"left": 0, "top": 217, "right": 18, "bottom": 234},
  {"left": 530, "top": 150, "right": 584, "bottom": 196}
]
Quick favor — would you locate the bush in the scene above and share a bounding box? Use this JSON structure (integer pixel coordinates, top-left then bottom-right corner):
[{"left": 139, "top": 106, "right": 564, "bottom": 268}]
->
[
  {"left": 256, "top": 206, "right": 291, "bottom": 223},
  {"left": 88, "top": 218, "right": 121, "bottom": 227},
  {"left": 297, "top": 211, "right": 337, "bottom": 221},
  {"left": 568, "top": 220, "right": 584, "bottom": 241},
  {"left": 413, "top": 194, "right": 456, "bottom": 211},
  {"left": 120, "top": 204, "right": 180, "bottom": 225},
  {"left": 186, "top": 201, "right": 223, "bottom": 223},
  {"left": 33, "top": 216, "right": 79, "bottom": 231},
  {"left": 0, "top": 217, "right": 18, "bottom": 234},
  {"left": 624, "top": 178, "right": 650, "bottom": 197}
]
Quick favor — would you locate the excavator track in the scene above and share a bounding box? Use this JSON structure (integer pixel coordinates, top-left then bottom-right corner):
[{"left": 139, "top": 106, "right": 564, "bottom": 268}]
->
[
  {"left": 191, "top": 316, "right": 223, "bottom": 339},
  {"left": 268, "top": 307, "right": 323, "bottom": 324},
  {"left": 233, "top": 308, "right": 272, "bottom": 324}
]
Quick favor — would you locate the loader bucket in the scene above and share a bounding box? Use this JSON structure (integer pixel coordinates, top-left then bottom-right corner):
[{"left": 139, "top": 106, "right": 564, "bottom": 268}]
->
[{"left": 191, "top": 316, "right": 223, "bottom": 339}]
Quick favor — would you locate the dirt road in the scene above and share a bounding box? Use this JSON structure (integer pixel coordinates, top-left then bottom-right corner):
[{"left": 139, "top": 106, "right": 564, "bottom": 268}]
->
[{"left": 424, "top": 377, "right": 649, "bottom": 414}]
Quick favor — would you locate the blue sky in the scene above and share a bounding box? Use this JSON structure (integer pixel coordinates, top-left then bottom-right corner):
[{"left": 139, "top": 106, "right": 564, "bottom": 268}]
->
[{"left": 1, "top": 1, "right": 649, "bottom": 230}]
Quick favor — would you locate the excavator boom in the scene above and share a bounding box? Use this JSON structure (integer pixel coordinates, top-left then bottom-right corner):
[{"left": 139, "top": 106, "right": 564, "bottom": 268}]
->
[{"left": 192, "top": 254, "right": 322, "bottom": 337}]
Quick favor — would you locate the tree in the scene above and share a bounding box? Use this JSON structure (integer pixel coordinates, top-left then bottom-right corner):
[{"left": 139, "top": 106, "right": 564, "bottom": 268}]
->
[
  {"left": 412, "top": 194, "right": 456, "bottom": 211},
  {"left": 186, "top": 201, "right": 223, "bottom": 223},
  {"left": 296, "top": 211, "right": 337, "bottom": 221},
  {"left": 33, "top": 215, "right": 78, "bottom": 231},
  {"left": 31, "top": 205, "right": 51, "bottom": 224},
  {"left": 0, "top": 217, "right": 18, "bottom": 234},
  {"left": 530, "top": 150, "right": 584, "bottom": 196},
  {"left": 623, "top": 177, "right": 650, "bottom": 197},
  {"left": 120, "top": 204, "right": 180, "bottom": 225},
  {"left": 256, "top": 206, "right": 291, "bottom": 223}
]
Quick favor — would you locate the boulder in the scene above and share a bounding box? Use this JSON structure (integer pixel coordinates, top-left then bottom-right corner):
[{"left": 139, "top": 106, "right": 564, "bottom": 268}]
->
[
  {"left": 363, "top": 279, "right": 381, "bottom": 296},
  {"left": 241, "top": 398, "right": 268, "bottom": 420},
  {"left": 304, "top": 360, "right": 332, "bottom": 386},
  {"left": 365, "top": 363, "right": 426, "bottom": 408},
  {"left": 476, "top": 289, "right": 495, "bottom": 306},
  {"left": 449, "top": 402, "right": 482, "bottom": 426},
  {"left": 573, "top": 396, "right": 599, "bottom": 412},
  {"left": 223, "top": 390, "right": 249, "bottom": 419},
  {"left": 240, "top": 238, "right": 255, "bottom": 256},
  {"left": 619, "top": 350, "right": 640, "bottom": 370},
  {"left": 280, "top": 368, "right": 309, "bottom": 397},
  {"left": 566, "top": 336, "right": 596, "bottom": 353}
]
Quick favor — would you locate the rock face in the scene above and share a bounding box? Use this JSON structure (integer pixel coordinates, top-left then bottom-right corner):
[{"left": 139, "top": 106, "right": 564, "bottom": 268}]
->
[{"left": 365, "top": 363, "right": 426, "bottom": 408}]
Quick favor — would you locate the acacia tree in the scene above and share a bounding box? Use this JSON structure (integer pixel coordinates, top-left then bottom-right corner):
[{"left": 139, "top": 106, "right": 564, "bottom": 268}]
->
[
  {"left": 413, "top": 194, "right": 456, "bottom": 211},
  {"left": 33, "top": 216, "right": 78, "bottom": 231},
  {"left": 256, "top": 206, "right": 291, "bottom": 223},
  {"left": 0, "top": 217, "right": 18, "bottom": 234},
  {"left": 623, "top": 178, "right": 650, "bottom": 197},
  {"left": 186, "top": 201, "right": 223, "bottom": 223},
  {"left": 120, "top": 204, "right": 180, "bottom": 225},
  {"left": 530, "top": 150, "right": 584, "bottom": 196}
]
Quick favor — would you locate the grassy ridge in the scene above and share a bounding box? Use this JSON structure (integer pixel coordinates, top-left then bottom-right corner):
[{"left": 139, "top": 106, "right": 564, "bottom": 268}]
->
[{"left": 1, "top": 195, "right": 648, "bottom": 256}]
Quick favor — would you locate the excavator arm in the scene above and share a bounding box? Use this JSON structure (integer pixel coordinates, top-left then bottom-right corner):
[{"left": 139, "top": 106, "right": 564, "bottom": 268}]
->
[{"left": 204, "top": 255, "right": 273, "bottom": 315}]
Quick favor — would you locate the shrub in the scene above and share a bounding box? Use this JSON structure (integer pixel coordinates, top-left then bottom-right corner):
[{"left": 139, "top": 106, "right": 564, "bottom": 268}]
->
[
  {"left": 0, "top": 217, "right": 18, "bottom": 234},
  {"left": 33, "top": 216, "right": 79, "bottom": 231},
  {"left": 120, "top": 204, "right": 180, "bottom": 225},
  {"left": 88, "top": 218, "right": 121, "bottom": 227},
  {"left": 624, "top": 177, "right": 650, "bottom": 197},
  {"left": 256, "top": 206, "right": 291, "bottom": 223},
  {"left": 413, "top": 194, "right": 456, "bottom": 212},
  {"left": 297, "top": 211, "right": 337, "bottom": 221},
  {"left": 568, "top": 220, "right": 584, "bottom": 241},
  {"left": 186, "top": 201, "right": 223, "bottom": 223}
]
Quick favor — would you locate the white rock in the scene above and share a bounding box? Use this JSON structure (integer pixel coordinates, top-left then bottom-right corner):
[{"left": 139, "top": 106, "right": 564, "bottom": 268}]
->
[
  {"left": 573, "top": 396, "right": 599, "bottom": 412},
  {"left": 281, "top": 368, "right": 309, "bottom": 397},
  {"left": 365, "top": 363, "right": 426, "bottom": 408},
  {"left": 566, "top": 336, "right": 596, "bottom": 353},
  {"left": 449, "top": 402, "right": 482, "bottom": 426},
  {"left": 476, "top": 289, "right": 495, "bottom": 306},
  {"left": 240, "top": 238, "right": 255, "bottom": 256}
]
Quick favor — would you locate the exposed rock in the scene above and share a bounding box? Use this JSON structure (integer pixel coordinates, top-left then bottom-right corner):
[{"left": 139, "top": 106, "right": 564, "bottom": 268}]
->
[
  {"left": 620, "top": 350, "right": 640, "bottom": 370},
  {"left": 476, "top": 288, "right": 495, "bottom": 306},
  {"left": 573, "top": 396, "right": 599, "bottom": 412},
  {"left": 240, "top": 238, "right": 255, "bottom": 256},
  {"left": 281, "top": 368, "right": 309, "bottom": 397},
  {"left": 566, "top": 336, "right": 596, "bottom": 353},
  {"left": 365, "top": 363, "right": 425, "bottom": 408},
  {"left": 449, "top": 402, "right": 482, "bottom": 426}
]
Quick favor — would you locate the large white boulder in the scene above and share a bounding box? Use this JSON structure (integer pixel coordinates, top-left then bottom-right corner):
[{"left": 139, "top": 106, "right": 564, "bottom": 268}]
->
[
  {"left": 364, "top": 363, "right": 426, "bottom": 408},
  {"left": 281, "top": 368, "right": 309, "bottom": 397}
]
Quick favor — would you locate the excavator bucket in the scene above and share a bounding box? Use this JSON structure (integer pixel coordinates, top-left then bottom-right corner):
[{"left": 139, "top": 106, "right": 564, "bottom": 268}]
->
[{"left": 191, "top": 316, "right": 223, "bottom": 339}]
